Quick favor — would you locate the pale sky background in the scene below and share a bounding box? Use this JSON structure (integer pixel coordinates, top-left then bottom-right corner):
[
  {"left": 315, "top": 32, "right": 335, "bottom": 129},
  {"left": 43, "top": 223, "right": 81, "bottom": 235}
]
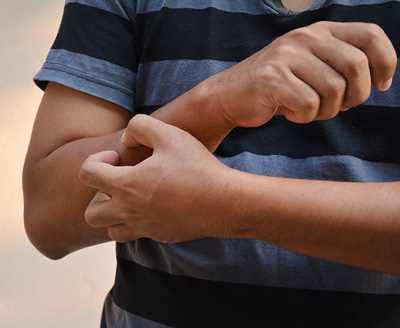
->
[{"left": 0, "top": 1, "right": 117, "bottom": 327}]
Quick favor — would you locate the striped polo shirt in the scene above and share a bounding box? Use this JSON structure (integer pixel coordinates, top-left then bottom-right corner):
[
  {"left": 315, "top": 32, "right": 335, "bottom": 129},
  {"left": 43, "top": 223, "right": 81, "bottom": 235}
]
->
[{"left": 35, "top": 0, "right": 400, "bottom": 326}]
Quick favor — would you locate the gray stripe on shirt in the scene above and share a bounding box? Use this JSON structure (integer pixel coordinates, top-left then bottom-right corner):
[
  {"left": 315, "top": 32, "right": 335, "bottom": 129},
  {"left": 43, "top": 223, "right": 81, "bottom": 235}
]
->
[
  {"left": 136, "top": 60, "right": 400, "bottom": 108},
  {"left": 35, "top": 49, "right": 136, "bottom": 112}
]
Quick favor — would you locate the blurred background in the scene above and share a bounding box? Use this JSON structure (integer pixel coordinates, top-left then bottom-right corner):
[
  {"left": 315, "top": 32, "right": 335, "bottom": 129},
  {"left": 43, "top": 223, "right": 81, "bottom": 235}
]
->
[{"left": 0, "top": 1, "right": 116, "bottom": 327}]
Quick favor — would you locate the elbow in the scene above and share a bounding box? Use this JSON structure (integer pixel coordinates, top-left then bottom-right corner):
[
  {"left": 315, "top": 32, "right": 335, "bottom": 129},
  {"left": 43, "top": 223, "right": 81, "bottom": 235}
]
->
[
  {"left": 23, "top": 176, "right": 72, "bottom": 260},
  {"left": 24, "top": 205, "right": 70, "bottom": 260},
  {"left": 23, "top": 160, "right": 70, "bottom": 260}
]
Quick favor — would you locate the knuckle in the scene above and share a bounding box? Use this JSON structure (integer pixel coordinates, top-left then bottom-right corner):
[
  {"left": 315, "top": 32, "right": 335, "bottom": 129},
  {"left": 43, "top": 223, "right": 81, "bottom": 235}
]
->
[
  {"left": 257, "top": 63, "right": 286, "bottom": 91},
  {"left": 258, "top": 62, "right": 279, "bottom": 80},
  {"left": 288, "top": 26, "right": 316, "bottom": 41},
  {"left": 364, "top": 23, "right": 385, "bottom": 40},
  {"left": 296, "top": 95, "right": 320, "bottom": 123},
  {"left": 345, "top": 52, "right": 369, "bottom": 77},
  {"left": 288, "top": 23, "right": 327, "bottom": 44},
  {"left": 303, "top": 94, "right": 320, "bottom": 113},
  {"left": 273, "top": 43, "right": 298, "bottom": 58},
  {"left": 327, "top": 77, "right": 347, "bottom": 98}
]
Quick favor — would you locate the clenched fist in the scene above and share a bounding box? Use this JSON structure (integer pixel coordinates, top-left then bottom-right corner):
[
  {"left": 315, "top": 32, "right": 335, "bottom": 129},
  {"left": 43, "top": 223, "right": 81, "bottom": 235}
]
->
[{"left": 207, "top": 21, "right": 397, "bottom": 127}]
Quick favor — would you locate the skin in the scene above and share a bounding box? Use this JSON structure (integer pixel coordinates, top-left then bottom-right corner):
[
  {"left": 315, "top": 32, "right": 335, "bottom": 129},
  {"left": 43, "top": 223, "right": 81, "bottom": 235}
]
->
[
  {"left": 24, "top": 21, "right": 398, "bottom": 274},
  {"left": 23, "top": 81, "right": 230, "bottom": 259},
  {"left": 282, "top": 0, "right": 315, "bottom": 12},
  {"left": 81, "top": 115, "right": 400, "bottom": 275}
]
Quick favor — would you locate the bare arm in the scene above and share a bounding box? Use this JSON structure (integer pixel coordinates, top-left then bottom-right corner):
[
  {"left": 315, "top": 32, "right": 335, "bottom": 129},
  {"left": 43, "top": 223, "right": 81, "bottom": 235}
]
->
[
  {"left": 81, "top": 115, "right": 400, "bottom": 275},
  {"left": 23, "top": 82, "right": 231, "bottom": 259},
  {"left": 24, "top": 21, "right": 396, "bottom": 260},
  {"left": 230, "top": 170, "right": 400, "bottom": 275}
]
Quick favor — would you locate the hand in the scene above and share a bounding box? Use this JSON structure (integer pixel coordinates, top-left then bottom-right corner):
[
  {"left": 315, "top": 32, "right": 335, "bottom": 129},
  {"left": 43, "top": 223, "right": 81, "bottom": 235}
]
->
[
  {"left": 209, "top": 21, "right": 397, "bottom": 127},
  {"left": 79, "top": 115, "right": 234, "bottom": 244}
]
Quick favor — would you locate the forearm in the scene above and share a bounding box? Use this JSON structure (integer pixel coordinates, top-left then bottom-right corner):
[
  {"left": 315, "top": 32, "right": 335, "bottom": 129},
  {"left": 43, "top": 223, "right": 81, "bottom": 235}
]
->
[
  {"left": 79, "top": 115, "right": 400, "bottom": 275},
  {"left": 24, "top": 82, "right": 232, "bottom": 259},
  {"left": 225, "top": 170, "right": 400, "bottom": 274},
  {"left": 150, "top": 78, "right": 233, "bottom": 152},
  {"left": 23, "top": 131, "right": 143, "bottom": 259}
]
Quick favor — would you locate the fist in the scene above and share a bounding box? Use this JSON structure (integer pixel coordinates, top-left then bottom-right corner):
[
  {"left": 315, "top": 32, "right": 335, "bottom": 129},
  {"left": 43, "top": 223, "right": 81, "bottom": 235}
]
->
[{"left": 210, "top": 21, "right": 397, "bottom": 127}]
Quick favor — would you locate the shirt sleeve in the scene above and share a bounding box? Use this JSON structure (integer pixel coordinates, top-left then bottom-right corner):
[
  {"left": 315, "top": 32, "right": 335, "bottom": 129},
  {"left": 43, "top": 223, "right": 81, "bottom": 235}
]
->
[{"left": 34, "top": 0, "right": 137, "bottom": 113}]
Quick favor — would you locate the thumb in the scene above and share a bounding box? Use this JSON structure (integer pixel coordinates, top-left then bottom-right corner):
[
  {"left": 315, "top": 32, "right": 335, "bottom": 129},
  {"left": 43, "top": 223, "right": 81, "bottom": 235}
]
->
[{"left": 121, "top": 114, "right": 181, "bottom": 150}]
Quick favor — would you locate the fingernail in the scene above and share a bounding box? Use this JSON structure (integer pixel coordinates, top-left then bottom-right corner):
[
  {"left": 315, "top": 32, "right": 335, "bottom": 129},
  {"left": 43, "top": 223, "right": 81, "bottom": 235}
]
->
[
  {"left": 380, "top": 77, "right": 393, "bottom": 91},
  {"left": 121, "top": 131, "right": 126, "bottom": 142}
]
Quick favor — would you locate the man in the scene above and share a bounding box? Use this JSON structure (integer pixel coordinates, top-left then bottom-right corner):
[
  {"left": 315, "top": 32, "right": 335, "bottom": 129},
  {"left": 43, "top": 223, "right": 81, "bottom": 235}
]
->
[{"left": 24, "top": 0, "right": 400, "bottom": 326}]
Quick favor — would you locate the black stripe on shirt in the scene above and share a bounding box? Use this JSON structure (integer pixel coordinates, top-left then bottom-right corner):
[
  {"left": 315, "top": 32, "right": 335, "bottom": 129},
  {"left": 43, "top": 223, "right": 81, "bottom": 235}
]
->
[
  {"left": 136, "top": 105, "right": 400, "bottom": 164},
  {"left": 52, "top": 3, "right": 137, "bottom": 72},
  {"left": 215, "top": 105, "right": 400, "bottom": 163},
  {"left": 112, "top": 256, "right": 400, "bottom": 328},
  {"left": 135, "top": 2, "right": 400, "bottom": 63}
]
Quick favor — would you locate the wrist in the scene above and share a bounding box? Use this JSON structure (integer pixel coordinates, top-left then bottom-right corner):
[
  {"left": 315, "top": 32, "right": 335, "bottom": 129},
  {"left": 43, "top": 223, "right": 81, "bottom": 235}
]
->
[
  {"left": 151, "top": 76, "right": 236, "bottom": 152},
  {"left": 199, "top": 72, "right": 238, "bottom": 130},
  {"left": 210, "top": 167, "right": 259, "bottom": 239},
  {"left": 190, "top": 76, "right": 237, "bottom": 134}
]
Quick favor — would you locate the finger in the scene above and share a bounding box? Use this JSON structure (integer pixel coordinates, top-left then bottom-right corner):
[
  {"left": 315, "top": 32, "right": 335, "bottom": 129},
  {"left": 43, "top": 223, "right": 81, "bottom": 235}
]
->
[
  {"left": 306, "top": 28, "right": 372, "bottom": 109},
  {"left": 291, "top": 53, "right": 346, "bottom": 120},
  {"left": 270, "top": 66, "right": 321, "bottom": 123},
  {"left": 328, "top": 22, "right": 397, "bottom": 91},
  {"left": 120, "top": 128, "right": 141, "bottom": 148},
  {"left": 121, "top": 114, "right": 186, "bottom": 150},
  {"left": 79, "top": 150, "right": 121, "bottom": 191},
  {"left": 85, "top": 191, "right": 124, "bottom": 228}
]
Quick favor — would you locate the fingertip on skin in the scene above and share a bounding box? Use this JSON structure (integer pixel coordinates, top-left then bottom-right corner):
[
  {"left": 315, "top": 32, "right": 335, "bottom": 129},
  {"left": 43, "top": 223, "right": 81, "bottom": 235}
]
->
[
  {"left": 121, "top": 114, "right": 154, "bottom": 147},
  {"left": 95, "top": 150, "right": 121, "bottom": 166},
  {"left": 121, "top": 130, "right": 142, "bottom": 148},
  {"left": 123, "top": 114, "right": 173, "bottom": 150},
  {"left": 97, "top": 191, "right": 112, "bottom": 201},
  {"left": 79, "top": 151, "right": 119, "bottom": 185}
]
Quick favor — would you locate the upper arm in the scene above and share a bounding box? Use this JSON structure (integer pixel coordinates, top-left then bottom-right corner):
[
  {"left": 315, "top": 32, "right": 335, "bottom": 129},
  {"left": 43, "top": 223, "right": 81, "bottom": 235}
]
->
[
  {"left": 26, "top": 82, "right": 133, "bottom": 163},
  {"left": 23, "top": 83, "right": 134, "bottom": 258}
]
